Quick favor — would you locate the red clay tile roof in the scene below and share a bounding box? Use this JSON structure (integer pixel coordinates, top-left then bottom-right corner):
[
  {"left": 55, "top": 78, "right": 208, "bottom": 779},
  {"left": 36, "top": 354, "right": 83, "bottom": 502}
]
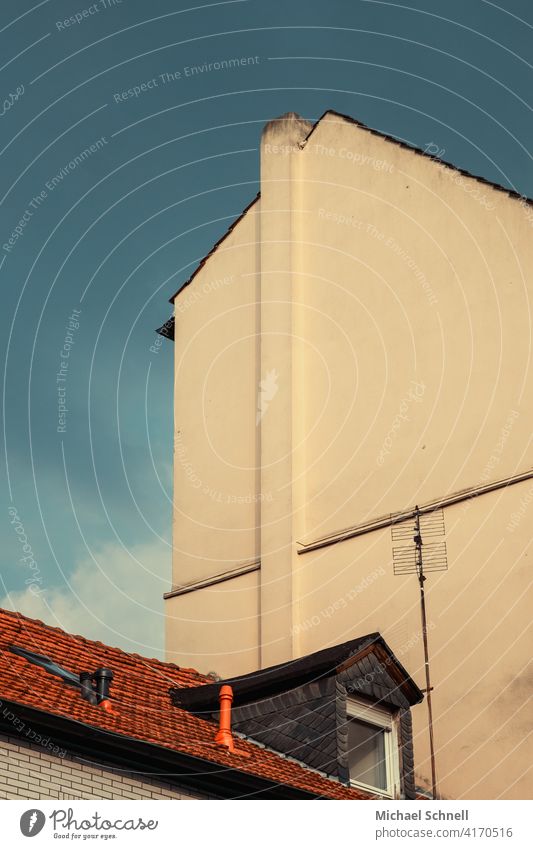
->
[{"left": 0, "top": 608, "right": 370, "bottom": 799}]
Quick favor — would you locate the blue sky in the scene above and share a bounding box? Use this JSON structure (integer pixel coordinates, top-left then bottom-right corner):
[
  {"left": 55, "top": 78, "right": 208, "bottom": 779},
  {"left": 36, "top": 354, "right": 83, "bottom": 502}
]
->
[{"left": 1, "top": 0, "right": 532, "bottom": 657}]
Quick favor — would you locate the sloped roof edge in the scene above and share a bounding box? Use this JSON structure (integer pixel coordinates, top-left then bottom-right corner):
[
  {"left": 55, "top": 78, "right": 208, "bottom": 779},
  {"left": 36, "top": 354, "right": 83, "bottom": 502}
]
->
[
  {"left": 171, "top": 632, "right": 424, "bottom": 712},
  {"left": 165, "top": 109, "right": 532, "bottom": 311},
  {"left": 308, "top": 110, "right": 533, "bottom": 207},
  {"left": 168, "top": 192, "right": 260, "bottom": 304}
]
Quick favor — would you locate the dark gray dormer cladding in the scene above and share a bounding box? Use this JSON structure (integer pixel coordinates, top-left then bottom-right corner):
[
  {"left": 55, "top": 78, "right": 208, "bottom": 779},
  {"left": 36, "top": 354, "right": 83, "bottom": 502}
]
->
[{"left": 172, "top": 633, "right": 423, "bottom": 799}]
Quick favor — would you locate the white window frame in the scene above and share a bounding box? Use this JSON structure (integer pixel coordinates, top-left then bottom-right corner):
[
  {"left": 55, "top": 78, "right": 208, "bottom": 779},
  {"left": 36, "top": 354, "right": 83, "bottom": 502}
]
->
[{"left": 346, "top": 697, "right": 401, "bottom": 798}]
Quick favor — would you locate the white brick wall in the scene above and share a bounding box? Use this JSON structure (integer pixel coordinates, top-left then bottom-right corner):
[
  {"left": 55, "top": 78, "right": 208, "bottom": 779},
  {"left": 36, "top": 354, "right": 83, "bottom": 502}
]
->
[{"left": 0, "top": 733, "right": 203, "bottom": 800}]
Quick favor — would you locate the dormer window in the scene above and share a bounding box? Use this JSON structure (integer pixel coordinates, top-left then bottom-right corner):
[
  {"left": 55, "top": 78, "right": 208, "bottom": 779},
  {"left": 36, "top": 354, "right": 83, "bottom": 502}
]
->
[{"left": 346, "top": 698, "right": 400, "bottom": 798}]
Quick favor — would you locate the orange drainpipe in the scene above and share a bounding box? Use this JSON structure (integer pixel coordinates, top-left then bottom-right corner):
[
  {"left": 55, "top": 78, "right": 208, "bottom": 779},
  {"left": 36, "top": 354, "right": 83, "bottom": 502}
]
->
[{"left": 215, "top": 685, "right": 235, "bottom": 752}]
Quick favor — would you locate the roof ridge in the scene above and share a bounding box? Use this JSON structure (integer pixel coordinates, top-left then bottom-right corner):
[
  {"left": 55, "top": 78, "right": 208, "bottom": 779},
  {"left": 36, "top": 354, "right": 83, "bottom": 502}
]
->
[{"left": 0, "top": 606, "right": 209, "bottom": 682}]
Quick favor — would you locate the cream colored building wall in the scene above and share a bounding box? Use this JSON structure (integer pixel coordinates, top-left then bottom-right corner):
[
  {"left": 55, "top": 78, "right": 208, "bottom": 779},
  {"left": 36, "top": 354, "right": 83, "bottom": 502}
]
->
[
  {"left": 165, "top": 568, "right": 260, "bottom": 675},
  {"left": 292, "top": 114, "right": 532, "bottom": 799},
  {"left": 258, "top": 113, "right": 313, "bottom": 668},
  {"left": 165, "top": 111, "right": 532, "bottom": 797},
  {"left": 172, "top": 203, "right": 261, "bottom": 588},
  {"left": 296, "top": 112, "right": 532, "bottom": 539},
  {"left": 168, "top": 201, "right": 263, "bottom": 672},
  {"left": 296, "top": 483, "right": 532, "bottom": 800},
  {"left": 0, "top": 733, "right": 202, "bottom": 799}
]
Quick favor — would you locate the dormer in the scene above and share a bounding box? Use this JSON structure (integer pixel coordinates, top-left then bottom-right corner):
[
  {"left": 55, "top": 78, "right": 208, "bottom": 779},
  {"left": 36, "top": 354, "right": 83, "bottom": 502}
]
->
[{"left": 172, "top": 633, "right": 423, "bottom": 799}]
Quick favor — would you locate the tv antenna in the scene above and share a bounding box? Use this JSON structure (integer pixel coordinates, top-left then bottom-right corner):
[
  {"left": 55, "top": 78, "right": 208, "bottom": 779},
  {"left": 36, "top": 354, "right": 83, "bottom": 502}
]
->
[{"left": 391, "top": 505, "right": 447, "bottom": 800}]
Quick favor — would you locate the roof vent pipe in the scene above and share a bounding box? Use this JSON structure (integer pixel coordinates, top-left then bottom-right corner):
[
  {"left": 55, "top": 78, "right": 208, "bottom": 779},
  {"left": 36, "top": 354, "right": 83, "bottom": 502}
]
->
[
  {"left": 80, "top": 672, "right": 98, "bottom": 705},
  {"left": 215, "top": 685, "right": 235, "bottom": 752},
  {"left": 94, "top": 668, "right": 114, "bottom": 703}
]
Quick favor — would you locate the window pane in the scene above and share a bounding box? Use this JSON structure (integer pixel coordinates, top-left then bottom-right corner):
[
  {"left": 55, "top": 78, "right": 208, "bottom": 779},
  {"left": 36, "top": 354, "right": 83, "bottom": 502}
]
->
[{"left": 347, "top": 718, "right": 387, "bottom": 790}]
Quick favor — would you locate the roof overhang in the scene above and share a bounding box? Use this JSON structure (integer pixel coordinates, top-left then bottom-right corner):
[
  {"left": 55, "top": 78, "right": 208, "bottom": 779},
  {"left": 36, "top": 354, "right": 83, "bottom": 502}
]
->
[
  {"left": 171, "top": 633, "right": 423, "bottom": 713},
  {"left": 0, "top": 697, "right": 323, "bottom": 800}
]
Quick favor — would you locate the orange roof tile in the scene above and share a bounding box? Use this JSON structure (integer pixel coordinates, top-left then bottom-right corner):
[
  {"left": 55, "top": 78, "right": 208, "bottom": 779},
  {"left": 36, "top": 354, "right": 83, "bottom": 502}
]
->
[{"left": 0, "top": 608, "right": 370, "bottom": 799}]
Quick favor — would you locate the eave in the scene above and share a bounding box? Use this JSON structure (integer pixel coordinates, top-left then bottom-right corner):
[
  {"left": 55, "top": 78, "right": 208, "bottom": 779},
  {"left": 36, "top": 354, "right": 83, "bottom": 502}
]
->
[{"left": 0, "top": 698, "right": 323, "bottom": 800}]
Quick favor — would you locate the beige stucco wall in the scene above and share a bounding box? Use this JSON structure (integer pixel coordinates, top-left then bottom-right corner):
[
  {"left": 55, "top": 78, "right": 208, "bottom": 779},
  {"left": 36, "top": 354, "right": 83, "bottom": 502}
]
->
[
  {"left": 297, "top": 112, "right": 532, "bottom": 539},
  {"left": 165, "top": 568, "right": 260, "bottom": 675},
  {"left": 296, "top": 483, "right": 531, "bottom": 800},
  {"left": 165, "top": 111, "right": 532, "bottom": 798},
  {"left": 291, "top": 113, "right": 533, "bottom": 799},
  {"left": 0, "top": 733, "right": 202, "bottom": 799},
  {"left": 172, "top": 202, "right": 261, "bottom": 588}
]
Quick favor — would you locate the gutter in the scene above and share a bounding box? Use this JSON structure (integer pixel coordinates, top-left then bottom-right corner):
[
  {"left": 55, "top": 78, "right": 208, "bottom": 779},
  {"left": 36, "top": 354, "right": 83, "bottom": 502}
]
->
[{"left": 0, "top": 699, "right": 324, "bottom": 800}]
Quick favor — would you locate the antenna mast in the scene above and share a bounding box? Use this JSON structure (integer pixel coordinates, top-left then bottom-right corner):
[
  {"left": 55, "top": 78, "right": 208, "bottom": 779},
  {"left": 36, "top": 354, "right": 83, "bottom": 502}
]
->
[
  {"left": 414, "top": 506, "right": 438, "bottom": 800},
  {"left": 392, "top": 505, "right": 447, "bottom": 800}
]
